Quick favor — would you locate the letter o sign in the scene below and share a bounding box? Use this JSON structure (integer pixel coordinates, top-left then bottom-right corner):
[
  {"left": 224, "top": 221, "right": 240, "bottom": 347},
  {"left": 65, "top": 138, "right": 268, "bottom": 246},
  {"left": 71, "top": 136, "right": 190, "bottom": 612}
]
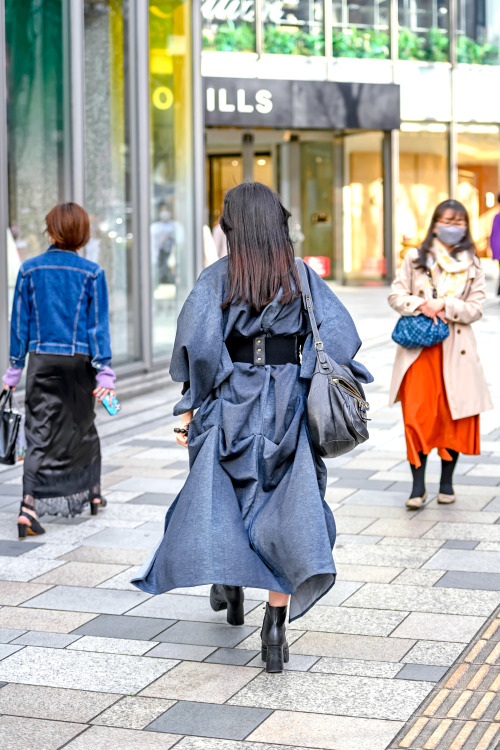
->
[{"left": 153, "top": 86, "right": 174, "bottom": 110}]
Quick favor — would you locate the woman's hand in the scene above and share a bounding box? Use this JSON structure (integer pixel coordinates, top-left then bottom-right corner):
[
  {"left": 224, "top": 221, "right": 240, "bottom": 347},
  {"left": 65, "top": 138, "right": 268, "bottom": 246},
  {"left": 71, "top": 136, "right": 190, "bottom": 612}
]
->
[
  {"left": 93, "top": 387, "right": 114, "bottom": 404},
  {"left": 418, "top": 298, "right": 447, "bottom": 325},
  {"left": 176, "top": 410, "right": 193, "bottom": 449}
]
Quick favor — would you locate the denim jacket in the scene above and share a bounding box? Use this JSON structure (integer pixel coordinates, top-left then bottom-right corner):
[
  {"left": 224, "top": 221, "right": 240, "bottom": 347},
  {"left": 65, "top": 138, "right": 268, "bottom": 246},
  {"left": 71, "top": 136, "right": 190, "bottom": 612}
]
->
[{"left": 9, "top": 248, "right": 112, "bottom": 372}]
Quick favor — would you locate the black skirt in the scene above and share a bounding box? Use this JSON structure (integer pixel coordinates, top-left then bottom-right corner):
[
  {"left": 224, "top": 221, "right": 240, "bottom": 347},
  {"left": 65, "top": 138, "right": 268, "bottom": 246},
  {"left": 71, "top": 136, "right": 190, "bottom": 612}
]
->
[{"left": 23, "top": 353, "right": 101, "bottom": 517}]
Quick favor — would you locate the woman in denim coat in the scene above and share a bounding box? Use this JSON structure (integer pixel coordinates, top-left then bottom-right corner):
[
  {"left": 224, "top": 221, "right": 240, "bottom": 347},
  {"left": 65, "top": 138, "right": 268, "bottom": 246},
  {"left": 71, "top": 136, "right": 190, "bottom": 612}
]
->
[
  {"left": 133, "top": 183, "right": 372, "bottom": 672},
  {"left": 2, "top": 203, "right": 116, "bottom": 537}
]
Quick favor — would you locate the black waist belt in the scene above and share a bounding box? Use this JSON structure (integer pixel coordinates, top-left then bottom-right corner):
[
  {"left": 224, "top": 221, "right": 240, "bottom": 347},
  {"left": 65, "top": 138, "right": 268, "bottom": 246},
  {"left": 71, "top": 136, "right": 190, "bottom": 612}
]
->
[{"left": 226, "top": 335, "right": 304, "bottom": 366}]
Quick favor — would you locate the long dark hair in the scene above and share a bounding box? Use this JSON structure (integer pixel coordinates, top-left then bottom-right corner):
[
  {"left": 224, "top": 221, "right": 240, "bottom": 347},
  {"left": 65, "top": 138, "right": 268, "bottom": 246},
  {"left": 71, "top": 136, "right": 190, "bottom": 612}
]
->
[
  {"left": 220, "top": 182, "right": 301, "bottom": 311},
  {"left": 415, "top": 199, "right": 477, "bottom": 270}
]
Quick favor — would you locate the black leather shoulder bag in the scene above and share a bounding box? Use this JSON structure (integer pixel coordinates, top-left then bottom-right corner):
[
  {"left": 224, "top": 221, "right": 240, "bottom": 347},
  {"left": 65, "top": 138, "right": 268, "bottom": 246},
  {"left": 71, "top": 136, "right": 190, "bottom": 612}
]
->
[{"left": 296, "top": 259, "right": 370, "bottom": 458}]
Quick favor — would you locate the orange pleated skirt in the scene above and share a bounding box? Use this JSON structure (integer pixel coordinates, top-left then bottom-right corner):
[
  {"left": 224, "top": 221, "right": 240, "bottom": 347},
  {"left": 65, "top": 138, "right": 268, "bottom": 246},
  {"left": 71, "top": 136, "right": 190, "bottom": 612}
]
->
[{"left": 399, "top": 343, "right": 480, "bottom": 468}]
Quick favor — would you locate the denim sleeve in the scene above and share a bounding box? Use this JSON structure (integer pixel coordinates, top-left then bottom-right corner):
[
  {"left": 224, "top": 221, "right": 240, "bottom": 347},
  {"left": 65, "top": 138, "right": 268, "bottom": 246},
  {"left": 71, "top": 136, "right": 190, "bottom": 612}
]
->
[
  {"left": 9, "top": 270, "right": 30, "bottom": 368},
  {"left": 88, "top": 269, "right": 112, "bottom": 370}
]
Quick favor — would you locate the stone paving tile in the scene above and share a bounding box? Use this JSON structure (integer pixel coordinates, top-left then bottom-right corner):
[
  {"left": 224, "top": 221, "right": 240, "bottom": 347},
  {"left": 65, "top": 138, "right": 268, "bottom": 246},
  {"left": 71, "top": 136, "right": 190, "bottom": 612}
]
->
[
  {"left": 32, "top": 561, "right": 129, "bottom": 587},
  {"left": 324, "top": 487, "right": 356, "bottom": 504},
  {"left": 78, "top": 527, "right": 160, "bottom": 550},
  {"left": 0, "top": 607, "right": 97, "bottom": 633},
  {"left": 402, "top": 508, "right": 500, "bottom": 524},
  {"left": 71, "top": 614, "right": 176, "bottom": 640},
  {"left": 0, "top": 628, "right": 25, "bottom": 643},
  {"left": 378, "top": 537, "right": 444, "bottom": 549},
  {"left": 390, "top": 613, "right": 485, "bottom": 643},
  {"left": 247, "top": 604, "right": 408, "bottom": 637},
  {"left": 401, "top": 640, "right": 465, "bottom": 666},
  {"left": 12, "top": 631, "right": 80, "bottom": 648},
  {"left": 342, "top": 489, "right": 408, "bottom": 506},
  {"left": 342, "top": 583, "right": 500, "bottom": 616},
  {"left": 0, "top": 556, "right": 64, "bottom": 582},
  {"left": 229, "top": 671, "right": 433, "bottom": 721},
  {"left": 96, "top": 567, "right": 139, "bottom": 591},
  {"left": 0, "top": 682, "right": 119, "bottom": 721},
  {"left": 141, "top": 661, "right": 261, "bottom": 703},
  {"left": 0, "top": 715, "right": 84, "bottom": 750},
  {"left": 247, "top": 710, "right": 403, "bottom": 750},
  {"left": 423, "top": 548, "right": 500, "bottom": 573},
  {"left": 442, "top": 540, "right": 478, "bottom": 549},
  {"left": 434, "top": 570, "right": 500, "bottom": 591},
  {"left": 318, "top": 580, "right": 363, "bottom": 606},
  {"left": 146, "top": 643, "right": 216, "bottom": 660},
  {"left": 21, "top": 584, "right": 151, "bottom": 614},
  {"left": 128, "top": 593, "right": 261, "bottom": 623},
  {"left": 395, "top": 663, "right": 448, "bottom": 681},
  {"left": 205, "top": 647, "right": 260, "bottom": 666},
  {"left": 392, "top": 569, "right": 445, "bottom": 586},
  {"left": 336, "top": 504, "right": 414, "bottom": 519},
  {"left": 110, "top": 477, "right": 185, "bottom": 495},
  {"left": 334, "top": 544, "right": 434, "bottom": 568},
  {"left": 60, "top": 545, "right": 147, "bottom": 565},
  {"left": 362, "top": 519, "right": 438, "bottom": 538},
  {"left": 424, "top": 521, "right": 500, "bottom": 542},
  {"left": 0, "top": 646, "right": 178, "bottom": 693},
  {"left": 92, "top": 696, "right": 176, "bottom": 729},
  {"left": 147, "top": 700, "right": 272, "bottom": 740},
  {"left": 128, "top": 492, "right": 176, "bottom": 506},
  {"left": 174, "top": 740, "right": 310, "bottom": 750},
  {"left": 310, "top": 657, "right": 402, "bottom": 678},
  {"left": 0, "top": 580, "right": 52, "bottom": 605},
  {"left": 336, "top": 563, "right": 403, "bottom": 583},
  {"left": 335, "top": 516, "right": 377, "bottom": 534},
  {"left": 234, "top": 629, "right": 304, "bottom": 652},
  {"left": 484, "top": 497, "right": 500, "bottom": 512},
  {"left": 336, "top": 534, "right": 382, "bottom": 545},
  {"left": 68, "top": 635, "right": 158, "bottom": 655},
  {"left": 0, "top": 644, "right": 24, "bottom": 659},
  {"left": 291, "top": 632, "right": 415, "bottom": 661},
  {"left": 246, "top": 653, "right": 319, "bottom": 672},
  {"left": 63, "top": 725, "right": 179, "bottom": 749},
  {"left": 0, "top": 540, "right": 45, "bottom": 556}
]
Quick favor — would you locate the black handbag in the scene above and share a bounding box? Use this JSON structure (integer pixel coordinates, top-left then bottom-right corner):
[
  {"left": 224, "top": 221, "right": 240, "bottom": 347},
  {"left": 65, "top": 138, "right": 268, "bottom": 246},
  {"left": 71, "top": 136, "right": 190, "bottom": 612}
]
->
[
  {"left": 296, "top": 259, "right": 370, "bottom": 458},
  {"left": 0, "top": 387, "right": 22, "bottom": 465}
]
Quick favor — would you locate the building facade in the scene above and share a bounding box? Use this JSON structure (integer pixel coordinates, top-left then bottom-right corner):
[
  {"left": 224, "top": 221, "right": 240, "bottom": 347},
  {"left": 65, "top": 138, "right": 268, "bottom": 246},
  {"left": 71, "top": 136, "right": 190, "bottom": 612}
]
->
[{"left": 1, "top": 0, "right": 500, "bottom": 377}]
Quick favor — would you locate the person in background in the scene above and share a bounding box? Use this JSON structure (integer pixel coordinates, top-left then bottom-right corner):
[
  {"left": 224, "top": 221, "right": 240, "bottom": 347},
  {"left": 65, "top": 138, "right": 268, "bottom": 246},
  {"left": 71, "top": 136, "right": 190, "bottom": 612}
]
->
[
  {"left": 389, "top": 199, "right": 492, "bottom": 510},
  {"left": 2, "top": 202, "right": 116, "bottom": 538},
  {"left": 489, "top": 192, "right": 500, "bottom": 295}
]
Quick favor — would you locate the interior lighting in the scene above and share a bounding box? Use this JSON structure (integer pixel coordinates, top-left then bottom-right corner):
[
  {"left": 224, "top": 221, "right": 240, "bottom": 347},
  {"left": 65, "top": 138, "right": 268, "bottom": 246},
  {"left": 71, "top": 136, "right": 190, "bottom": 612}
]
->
[
  {"left": 116, "top": 218, "right": 123, "bottom": 224},
  {"left": 108, "top": 231, "right": 117, "bottom": 239},
  {"left": 457, "top": 124, "right": 499, "bottom": 134},
  {"left": 427, "top": 124, "right": 447, "bottom": 132},
  {"left": 231, "top": 160, "right": 239, "bottom": 166},
  {"left": 486, "top": 192, "right": 495, "bottom": 208},
  {"left": 400, "top": 123, "right": 422, "bottom": 132},
  {"left": 257, "top": 158, "right": 267, "bottom": 166}
]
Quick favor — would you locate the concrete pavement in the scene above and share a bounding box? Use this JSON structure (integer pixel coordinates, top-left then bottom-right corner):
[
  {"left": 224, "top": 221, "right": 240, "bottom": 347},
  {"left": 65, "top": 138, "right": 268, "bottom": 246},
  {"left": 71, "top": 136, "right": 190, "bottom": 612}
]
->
[{"left": 0, "top": 283, "right": 499, "bottom": 750}]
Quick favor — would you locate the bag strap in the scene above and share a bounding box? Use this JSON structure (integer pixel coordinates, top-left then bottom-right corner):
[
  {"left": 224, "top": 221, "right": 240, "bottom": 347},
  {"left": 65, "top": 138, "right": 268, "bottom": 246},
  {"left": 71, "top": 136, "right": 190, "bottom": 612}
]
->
[
  {"left": 0, "top": 387, "right": 13, "bottom": 412},
  {"left": 295, "top": 259, "right": 324, "bottom": 354}
]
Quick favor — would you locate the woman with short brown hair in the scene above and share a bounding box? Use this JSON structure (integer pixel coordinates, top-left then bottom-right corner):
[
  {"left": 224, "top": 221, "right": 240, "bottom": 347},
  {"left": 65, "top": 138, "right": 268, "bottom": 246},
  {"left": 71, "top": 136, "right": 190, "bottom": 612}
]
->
[{"left": 2, "top": 202, "right": 116, "bottom": 536}]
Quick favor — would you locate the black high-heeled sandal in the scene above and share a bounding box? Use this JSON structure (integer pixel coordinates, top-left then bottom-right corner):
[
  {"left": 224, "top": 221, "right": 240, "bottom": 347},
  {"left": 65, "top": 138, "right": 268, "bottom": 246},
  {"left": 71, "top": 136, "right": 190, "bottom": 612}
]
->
[
  {"left": 89, "top": 494, "right": 107, "bottom": 516},
  {"left": 18, "top": 505, "right": 45, "bottom": 539}
]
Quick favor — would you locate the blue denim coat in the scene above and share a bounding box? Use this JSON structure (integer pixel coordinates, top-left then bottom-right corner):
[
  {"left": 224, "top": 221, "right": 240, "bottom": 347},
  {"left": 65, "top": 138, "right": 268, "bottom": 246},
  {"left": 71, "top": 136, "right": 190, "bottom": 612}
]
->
[
  {"left": 9, "top": 248, "right": 112, "bottom": 371},
  {"left": 132, "top": 258, "right": 373, "bottom": 621}
]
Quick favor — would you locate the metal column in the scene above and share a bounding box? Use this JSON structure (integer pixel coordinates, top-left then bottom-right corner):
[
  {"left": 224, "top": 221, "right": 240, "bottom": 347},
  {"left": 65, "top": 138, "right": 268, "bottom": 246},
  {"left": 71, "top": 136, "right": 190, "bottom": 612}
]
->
[
  {"left": 68, "top": 0, "right": 86, "bottom": 205},
  {"left": 192, "top": 0, "right": 206, "bottom": 279},
  {"left": 0, "top": 0, "right": 9, "bottom": 375},
  {"left": 130, "top": 0, "right": 152, "bottom": 371}
]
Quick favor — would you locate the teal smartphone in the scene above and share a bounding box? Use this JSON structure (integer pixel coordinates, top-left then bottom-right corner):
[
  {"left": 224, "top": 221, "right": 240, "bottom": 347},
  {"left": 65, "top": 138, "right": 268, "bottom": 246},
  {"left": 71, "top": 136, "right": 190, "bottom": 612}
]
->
[{"left": 101, "top": 394, "right": 121, "bottom": 416}]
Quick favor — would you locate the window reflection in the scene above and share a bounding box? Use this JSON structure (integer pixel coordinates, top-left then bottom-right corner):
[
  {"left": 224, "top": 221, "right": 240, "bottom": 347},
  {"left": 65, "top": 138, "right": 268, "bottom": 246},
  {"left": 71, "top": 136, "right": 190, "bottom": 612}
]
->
[
  {"left": 201, "top": 0, "right": 256, "bottom": 51},
  {"left": 457, "top": 1, "right": 500, "bottom": 64},
  {"left": 263, "top": 1, "right": 325, "bottom": 56},
  {"left": 331, "top": 0, "right": 390, "bottom": 59},
  {"left": 398, "top": 0, "right": 449, "bottom": 61}
]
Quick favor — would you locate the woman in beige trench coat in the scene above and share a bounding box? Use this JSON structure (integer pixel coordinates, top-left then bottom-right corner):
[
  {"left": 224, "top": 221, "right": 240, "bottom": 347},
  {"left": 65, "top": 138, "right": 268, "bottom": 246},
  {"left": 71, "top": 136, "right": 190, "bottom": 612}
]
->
[{"left": 389, "top": 199, "right": 492, "bottom": 510}]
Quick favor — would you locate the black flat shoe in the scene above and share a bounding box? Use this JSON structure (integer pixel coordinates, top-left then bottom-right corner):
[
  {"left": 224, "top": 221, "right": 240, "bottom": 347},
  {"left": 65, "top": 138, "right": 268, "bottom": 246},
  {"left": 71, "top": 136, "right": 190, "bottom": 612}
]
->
[
  {"left": 210, "top": 584, "right": 245, "bottom": 626},
  {"left": 261, "top": 603, "right": 289, "bottom": 673},
  {"left": 18, "top": 510, "right": 45, "bottom": 539}
]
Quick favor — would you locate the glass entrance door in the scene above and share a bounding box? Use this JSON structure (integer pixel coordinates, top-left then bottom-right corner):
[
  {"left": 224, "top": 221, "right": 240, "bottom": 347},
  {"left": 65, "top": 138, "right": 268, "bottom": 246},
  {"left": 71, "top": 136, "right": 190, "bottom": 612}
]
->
[{"left": 208, "top": 151, "right": 274, "bottom": 228}]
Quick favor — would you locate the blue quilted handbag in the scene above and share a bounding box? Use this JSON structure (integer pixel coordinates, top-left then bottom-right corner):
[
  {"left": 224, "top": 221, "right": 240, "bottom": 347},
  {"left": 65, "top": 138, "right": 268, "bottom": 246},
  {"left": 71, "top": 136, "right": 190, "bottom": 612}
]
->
[{"left": 392, "top": 314, "right": 450, "bottom": 349}]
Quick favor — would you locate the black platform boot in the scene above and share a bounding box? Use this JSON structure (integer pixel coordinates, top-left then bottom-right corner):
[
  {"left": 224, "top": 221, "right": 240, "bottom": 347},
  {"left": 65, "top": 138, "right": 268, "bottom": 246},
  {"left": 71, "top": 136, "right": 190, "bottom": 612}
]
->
[
  {"left": 261, "top": 603, "right": 289, "bottom": 673},
  {"left": 209, "top": 585, "right": 245, "bottom": 626}
]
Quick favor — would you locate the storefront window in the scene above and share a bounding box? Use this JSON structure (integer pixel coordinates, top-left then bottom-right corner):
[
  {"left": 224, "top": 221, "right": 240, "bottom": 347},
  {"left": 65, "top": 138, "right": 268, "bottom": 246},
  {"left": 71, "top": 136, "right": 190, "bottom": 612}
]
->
[
  {"left": 331, "top": 0, "right": 390, "bottom": 59},
  {"left": 398, "top": 0, "right": 449, "bottom": 61},
  {"left": 84, "top": 0, "right": 139, "bottom": 365},
  {"left": 398, "top": 123, "right": 449, "bottom": 258},
  {"left": 300, "top": 142, "right": 334, "bottom": 277},
  {"left": 5, "top": 0, "right": 70, "bottom": 309},
  {"left": 457, "top": 125, "right": 500, "bottom": 256},
  {"left": 457, "top": 1, "right": 500, "bottom": 65},
  {"left": 201, "top": 0, "right": 256, "bottom": 52},
  {"left": 263, "top": 1, "right": 324, "bottom": 56},
  {"left": 150, "top": 1, "right": 195, "bottom": 359},
  {"left": 343, "top": 132, "right": 385, "bottom": 279}
]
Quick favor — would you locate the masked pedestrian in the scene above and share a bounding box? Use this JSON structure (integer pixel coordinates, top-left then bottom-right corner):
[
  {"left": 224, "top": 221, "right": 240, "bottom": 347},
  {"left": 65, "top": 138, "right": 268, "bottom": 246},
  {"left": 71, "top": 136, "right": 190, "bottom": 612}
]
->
[
  {"left": 133, "top": 183, "right": 372, "bottom": 672},
  {"left": 2, "top": 202, "right": 116, "bottom": 537},
  {"left": 389, "top": 199, "right": 492, "bottom": 510}
]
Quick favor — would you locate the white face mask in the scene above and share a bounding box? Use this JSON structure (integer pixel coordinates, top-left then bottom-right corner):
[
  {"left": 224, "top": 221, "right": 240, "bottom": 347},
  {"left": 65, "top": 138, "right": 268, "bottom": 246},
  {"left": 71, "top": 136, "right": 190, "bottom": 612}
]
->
[
  {"left": 159, "top": 210, "right": 171, "bottom": 223},
  {"left": 436, "top": 224, "right": 466, "bottom": 246}
]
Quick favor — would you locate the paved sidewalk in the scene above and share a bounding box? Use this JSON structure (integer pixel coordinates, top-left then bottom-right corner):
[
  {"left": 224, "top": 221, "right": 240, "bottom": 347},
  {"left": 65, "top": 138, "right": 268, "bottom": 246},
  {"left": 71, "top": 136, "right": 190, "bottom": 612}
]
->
[{"left": 0, "top": 288, "right": 499, "bottom": 750}]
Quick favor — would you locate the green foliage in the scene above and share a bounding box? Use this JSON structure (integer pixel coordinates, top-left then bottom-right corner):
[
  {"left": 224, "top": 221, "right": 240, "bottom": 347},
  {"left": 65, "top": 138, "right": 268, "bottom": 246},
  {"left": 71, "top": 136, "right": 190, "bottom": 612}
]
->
[
  {"left": 202, "top": 21, "right": 256, "bottom": 52},
  {"left": 263, "top": 26, "right": 324, "bottom": 56},
  {"left": 332, "top": 28, "right": 389, "bottom": 59},
  {"left": 457, "top": 35, "right": 500, "bottom": 65}
]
